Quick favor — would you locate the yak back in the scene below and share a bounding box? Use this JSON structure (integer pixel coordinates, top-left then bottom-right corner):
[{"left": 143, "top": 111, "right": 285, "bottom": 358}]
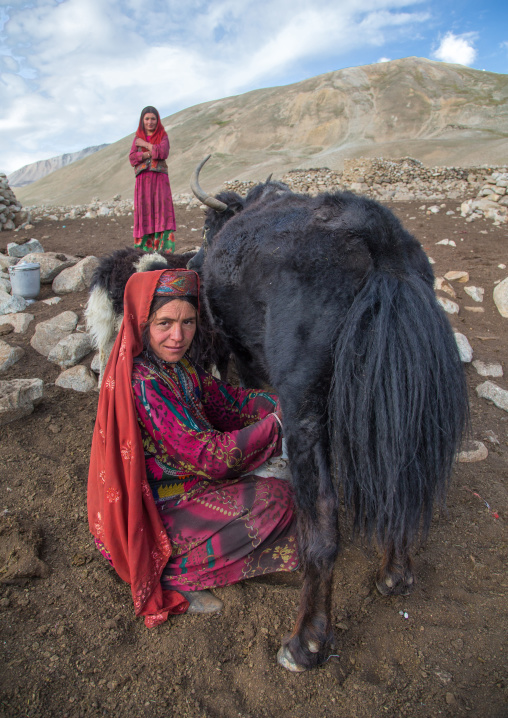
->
[{"left": 202, "top": 190, "right": 434, "bottom": 385}]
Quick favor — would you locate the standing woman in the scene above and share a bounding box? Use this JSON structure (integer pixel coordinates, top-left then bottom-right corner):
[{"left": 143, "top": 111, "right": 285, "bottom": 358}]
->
[{"left": 129, "top": 106, "right": 176, "bottom": 253}]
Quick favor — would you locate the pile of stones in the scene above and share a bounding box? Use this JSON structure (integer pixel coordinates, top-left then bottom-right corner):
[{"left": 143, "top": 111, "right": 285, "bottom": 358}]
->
[
  {"left": 223, "top": 159, "right": 508, "bottom": 223},
  {"left": 0, "top": 236, "right": 100, "bottom": 424},
  {"left": 24, "top": 194, "right": 134, "bottom": 224},
  {"left": 0, "top": 173, "right": 30, "bottom": 232}
]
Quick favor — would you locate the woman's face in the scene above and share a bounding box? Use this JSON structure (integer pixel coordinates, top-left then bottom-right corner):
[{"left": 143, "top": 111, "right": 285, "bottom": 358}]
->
[
  {"left": 149, "top": 299, "right": 197, "bottom": 363},
  {"left": 143, "top": 112, "right": 157, "bottom": 135}
]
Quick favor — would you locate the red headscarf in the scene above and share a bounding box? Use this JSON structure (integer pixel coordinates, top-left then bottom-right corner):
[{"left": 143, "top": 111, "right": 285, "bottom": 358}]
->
[
  {"left": 135, "top": 105, "right": 167, "bottom": 146},
  {"left": 87, "top": 269, "right": 200, "bottom": 626}
]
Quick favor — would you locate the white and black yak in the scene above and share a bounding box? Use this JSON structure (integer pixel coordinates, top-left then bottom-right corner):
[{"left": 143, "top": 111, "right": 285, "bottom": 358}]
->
[{"left": 188, "top": 156, "right": 469, "bottom": 672}]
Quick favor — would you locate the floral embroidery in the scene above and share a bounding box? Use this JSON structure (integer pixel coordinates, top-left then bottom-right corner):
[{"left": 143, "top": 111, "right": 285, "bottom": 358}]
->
[
  {"left": 99, "top": 428, "right": 106, "bottom": 443},
  {"left": 106, "top": 487, "right": 121, "bottom": 503},
  {"left": 99, "top": 469, "right": 106, "bottom": 484},
  {"left": 94, "top": 511, "right": 104, "bottom": 538},
  {"left": 121, "top": 440, "right": 134, "bottom": 461},
  {"left": 119, "top": 335, "right": 127, "bottom": 361},
  {"left": 104, "top": 376, "right": 115, "bottom": 390}
]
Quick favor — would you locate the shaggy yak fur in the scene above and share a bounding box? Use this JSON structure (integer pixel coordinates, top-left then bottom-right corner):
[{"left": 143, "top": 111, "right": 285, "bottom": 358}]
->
[
  {"left": 85, "top": 247, "right": 229, "bottom": 383},
  {"left": 188, "top": 177, "right": 469, "bottom": 672}
]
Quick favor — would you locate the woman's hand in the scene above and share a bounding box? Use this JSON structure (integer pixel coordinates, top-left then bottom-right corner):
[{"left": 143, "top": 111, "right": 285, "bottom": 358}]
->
[
  {"left": 135, "top": 138, "right": 153, "bottom": 151},
  {"left": 141, "top": 151, "right": 151, "bottom": 160}
]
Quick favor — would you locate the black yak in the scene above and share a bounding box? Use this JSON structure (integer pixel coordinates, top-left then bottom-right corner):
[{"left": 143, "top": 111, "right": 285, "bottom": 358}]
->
[{"left": 188, "top": 156, "right": 468, "bottom": 672}]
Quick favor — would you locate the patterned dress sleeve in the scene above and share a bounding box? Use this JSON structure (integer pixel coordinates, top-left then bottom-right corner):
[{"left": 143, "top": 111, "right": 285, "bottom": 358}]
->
[
  {"left": 133, "top": 374, "right": 282, "bottom": 481},
  {"left": 150, "top": 134, "right": 169, "bottom": 161},
  {"left": 129, "top": 137, "right": 143, "bottom": 167},
  {"left": 196, "top": 364, "right": 280, "bottom": 432}
]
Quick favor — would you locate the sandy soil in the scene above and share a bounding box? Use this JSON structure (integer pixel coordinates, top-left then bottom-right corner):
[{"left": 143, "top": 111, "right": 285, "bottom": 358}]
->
[{"left": 0, "top": 201, "right": 507, "bottom": 718}]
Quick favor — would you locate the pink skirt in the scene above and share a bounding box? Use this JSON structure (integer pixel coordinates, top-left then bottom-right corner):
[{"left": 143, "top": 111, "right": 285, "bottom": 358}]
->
[
  {"left": 133, "top": 171, "right": 176, "bottom": 239},
  {"left": 158, "top": 475, "right": 299, "bottom": 591}
]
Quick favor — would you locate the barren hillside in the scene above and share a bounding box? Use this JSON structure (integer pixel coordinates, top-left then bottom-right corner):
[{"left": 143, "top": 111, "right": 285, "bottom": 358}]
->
[{"left": 17, "top": 57, "right": 508, "bottom": 206}]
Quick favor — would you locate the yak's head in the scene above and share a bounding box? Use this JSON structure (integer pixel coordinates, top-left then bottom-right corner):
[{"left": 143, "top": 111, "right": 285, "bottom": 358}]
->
[
  {"left": 187, "top": 155, "right": 244, "bottom": 274},
  {"left": 187, "top": 155, "right": 291, "bottom": 274}
]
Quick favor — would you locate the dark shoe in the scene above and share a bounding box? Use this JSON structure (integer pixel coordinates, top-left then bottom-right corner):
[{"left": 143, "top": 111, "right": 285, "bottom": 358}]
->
[{"left": 179, "top": 589, "right": 223, "bottom": 614}]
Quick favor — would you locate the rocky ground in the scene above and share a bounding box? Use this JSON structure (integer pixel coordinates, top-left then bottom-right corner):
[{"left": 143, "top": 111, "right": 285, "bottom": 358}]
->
[{"left": 0, "top": 198, "right": 507, "bottom": 718}]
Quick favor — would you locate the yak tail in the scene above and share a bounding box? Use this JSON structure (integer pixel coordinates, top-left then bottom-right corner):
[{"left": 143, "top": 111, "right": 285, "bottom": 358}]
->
[{"left": 329, "top": 271, "right": 468, "bottom": 550}]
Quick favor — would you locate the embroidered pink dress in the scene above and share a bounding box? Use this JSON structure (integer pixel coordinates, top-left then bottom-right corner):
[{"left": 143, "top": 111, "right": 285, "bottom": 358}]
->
[
  {"left": 129, "top": 134, "right": 176, "bottom": 252},
  {"left": 132, "top": 353, "right": 299, "bottom": 591}
]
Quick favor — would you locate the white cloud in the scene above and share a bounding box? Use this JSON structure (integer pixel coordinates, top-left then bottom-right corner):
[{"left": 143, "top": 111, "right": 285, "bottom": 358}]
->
[
  {"left": 377, "top": 57, "right": 391, "bottom": 63},
  {"left": 432, "top": 31, "right": 477, "bottom": 66},
  {"left": 0, "top": 0, "right": 435, "bottom": 174}
]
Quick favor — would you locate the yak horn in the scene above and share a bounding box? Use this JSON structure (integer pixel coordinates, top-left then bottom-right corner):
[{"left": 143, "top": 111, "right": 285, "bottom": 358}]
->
[
  {"left": 190, "top": 155, "right": 228, "bottom": 212},
  {"left": 265, "top": 173, "right": 273, "bottom": 183}
]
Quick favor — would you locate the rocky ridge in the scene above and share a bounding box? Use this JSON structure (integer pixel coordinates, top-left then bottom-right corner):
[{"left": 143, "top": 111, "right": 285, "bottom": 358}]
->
[{"left": 8, "top": 158, "right": 508, "bottom": 229}]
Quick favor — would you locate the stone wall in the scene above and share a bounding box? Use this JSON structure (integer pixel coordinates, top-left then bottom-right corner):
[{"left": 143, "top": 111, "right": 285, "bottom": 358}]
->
[{"left": 0, "top": 174, "right": 29, "bottom": 232}]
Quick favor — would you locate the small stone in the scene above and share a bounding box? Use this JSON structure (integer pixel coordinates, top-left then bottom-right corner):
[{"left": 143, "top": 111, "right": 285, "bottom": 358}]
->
[
  {"left": 454, "top": 332, "right": 473, "bottom": 362},
  {"left": 464, "top": 306, "right": 484, "bottom": 313},
  {"left": 434, "top": 277, "right": 456, "bottom": 298},
  {"left": 7, "top": 238, "right": 44, "bottom": 258},
  {"left": 55, "top": 365, "right": 98, "bottom": 392},
  {"left": 444, "top": 271, "right": 469, "bottom": 282},
  {"left": 445, "top": 693, "right": 455, "bottom": 705},
  {"left": 472, "top": 360, "right": 503, "bottom": 377},
  {"left": 464, "top": 286, "right": 484, "bottom": 302},
  {"left": 457, "top": 440, "right": 488, "bottom": 463},
  {"left": 476, "top": 381, "right": 508, "bottom": 412},
  {"left": 42, "top": 296, "right": 62, "bottom": 305},
  {"left": 437, "top": 297, "right": 459, "bottom": 314}
]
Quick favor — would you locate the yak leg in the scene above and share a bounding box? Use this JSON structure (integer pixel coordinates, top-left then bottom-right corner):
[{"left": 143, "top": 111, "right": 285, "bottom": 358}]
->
[
  {"left": 277, "top": 419, "right": 339, "bottom": 672},
  {"left": 376, "top": 538, "right": 414, "bottom": 596}
]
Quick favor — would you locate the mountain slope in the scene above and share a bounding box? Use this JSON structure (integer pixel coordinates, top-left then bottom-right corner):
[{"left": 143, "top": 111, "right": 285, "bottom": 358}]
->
[
  {"left": 16, "top": 57, "right": 508, "bottom": 206},
  {"left": 8, "top": 145, "right": 109, "bottom": 188}
]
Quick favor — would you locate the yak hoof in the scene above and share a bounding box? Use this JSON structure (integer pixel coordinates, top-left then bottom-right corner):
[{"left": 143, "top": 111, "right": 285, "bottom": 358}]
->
[
  {"left": 277, "top": 646, "right": 306, "bottom": 673},
  {"left": 376, "top": 573, "right": 414, "bottom": 597},
  {"left": 308, "top": 640, "right": 320, "bottom": 654}
]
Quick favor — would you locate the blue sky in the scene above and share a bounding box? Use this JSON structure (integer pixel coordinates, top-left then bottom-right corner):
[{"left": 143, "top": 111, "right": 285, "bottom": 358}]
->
[{"left": 1, "top": 0, "right": 507, "bottom": 175}]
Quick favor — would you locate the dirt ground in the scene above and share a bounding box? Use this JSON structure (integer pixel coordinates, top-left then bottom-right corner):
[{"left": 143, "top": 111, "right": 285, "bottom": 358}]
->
[{"left": 0, "top": 200, "right": 507, "bottom": 718}]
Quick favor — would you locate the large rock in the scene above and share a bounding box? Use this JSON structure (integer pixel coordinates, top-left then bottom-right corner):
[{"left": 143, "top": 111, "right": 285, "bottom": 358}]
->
[
  {"left": 0, "top": 340, "right": 24, "bottom": 373},
  {"left": 19, "top": 252, "right": 78, "bottom": 283},
  {"left": 0, "top": 289, "right": 28, "bottom": 315},
  {"left": 0, "top": 312, "right": 34, "bottom": 334},
  {"left": 7, "top": 238, "right": 44, "bottom": 258},
  {"left": 0, "top": 378, "right": 43, "bottom": 426},
  {"left": 493, "top": 277, "right": 508, "bottom": 318},
  {"left": 476, "top": 381, "right": 508, "bottom": 412},
  {"left": 0, "top": 255, "right": 18, "bottom": 270},
  {"left": 30, "top": 311, "right": 78, "bottom": 356},
  {"left": 47, "top": 332, "right": 93, "bottom": 368},
  {"left": 0, "top": 277, "right": 11, "bottom": 293},
  {"left": 52, "top": 256, "right": 99, "bottom": 294},
  {"left": 55, "top": 365, "right": 97, "bottom": 392}
]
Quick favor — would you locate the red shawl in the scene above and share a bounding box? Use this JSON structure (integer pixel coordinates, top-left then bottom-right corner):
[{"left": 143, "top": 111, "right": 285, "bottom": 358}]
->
[
  {"left": 135, "top": 109, "right": 166, "bottom": 147},
  {"left": 87, "top": 270, "right": 192, "bottom": 626}
]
